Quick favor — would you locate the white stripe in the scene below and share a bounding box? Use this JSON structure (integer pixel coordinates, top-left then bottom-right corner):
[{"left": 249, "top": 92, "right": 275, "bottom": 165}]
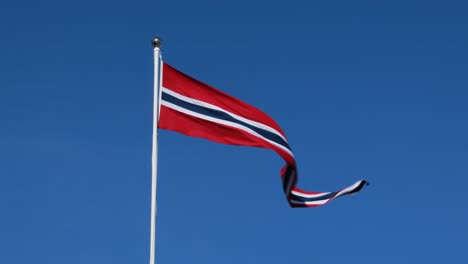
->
[
  {"left": 162, "top": 100, "right": 295, "bottom": 158},
  {"left": 162, "top": 87, "right": 289, "bottom": 144},
  {"left": 289, "top": 199, "right": 329, "bottom": 206},
  {"left": 291, "top": 190, "right": 331, "bottom": 199}
]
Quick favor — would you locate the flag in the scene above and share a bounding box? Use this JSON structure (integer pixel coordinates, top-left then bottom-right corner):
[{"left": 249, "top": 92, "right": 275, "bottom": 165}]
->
[{"left": 158, "top": 62, "right": 366, "bottom": 207}]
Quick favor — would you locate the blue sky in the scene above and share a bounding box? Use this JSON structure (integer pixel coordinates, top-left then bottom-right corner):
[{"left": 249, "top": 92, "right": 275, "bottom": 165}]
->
[{"left": 1, "top": 0, "right": 467, "bottom": 263}]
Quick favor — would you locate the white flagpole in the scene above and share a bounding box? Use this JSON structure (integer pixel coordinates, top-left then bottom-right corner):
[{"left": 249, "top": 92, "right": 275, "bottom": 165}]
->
[{"left": 150, "top": 36, "right": 162, "bottom": 264}]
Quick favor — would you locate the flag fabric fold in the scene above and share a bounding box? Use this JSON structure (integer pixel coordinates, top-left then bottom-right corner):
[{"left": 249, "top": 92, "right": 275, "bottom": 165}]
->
[{"left": 158, "top": 62, "right": 366, "bottom": 207}]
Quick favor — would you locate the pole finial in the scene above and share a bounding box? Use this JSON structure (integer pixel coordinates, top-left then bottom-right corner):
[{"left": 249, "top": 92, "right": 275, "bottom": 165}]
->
[{"left": 152, "top": 36, "right": 163, "bottom": 48}]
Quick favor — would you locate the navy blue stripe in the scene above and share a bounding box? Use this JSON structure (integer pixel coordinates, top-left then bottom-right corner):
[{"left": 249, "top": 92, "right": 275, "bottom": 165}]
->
[
  {"left": 162, "top": 91, "right": 292, "bottom": 152},
  {"left": 282, "top": 165, "right": 296, "bottom": 194}
]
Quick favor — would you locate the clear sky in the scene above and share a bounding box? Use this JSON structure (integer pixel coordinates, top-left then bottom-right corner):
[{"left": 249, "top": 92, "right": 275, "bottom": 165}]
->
[{"left": 1, "top": 0, "right": 467, "bottom": 263}]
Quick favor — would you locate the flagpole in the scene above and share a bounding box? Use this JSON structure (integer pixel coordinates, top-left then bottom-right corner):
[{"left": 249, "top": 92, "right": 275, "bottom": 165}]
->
[{"left": 150, "top": 36, "right": 162, "bottom": 264}]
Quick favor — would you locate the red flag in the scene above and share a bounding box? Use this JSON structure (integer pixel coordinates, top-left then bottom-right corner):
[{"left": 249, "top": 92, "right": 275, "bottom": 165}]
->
[{"left": 159, "top": 63, "right": 366, "bottom": 207}]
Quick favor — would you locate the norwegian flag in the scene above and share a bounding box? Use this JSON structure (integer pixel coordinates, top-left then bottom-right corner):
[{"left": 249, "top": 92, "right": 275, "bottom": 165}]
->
[{"left": 159, "top": 62, "right": 366, "bottom": 207}]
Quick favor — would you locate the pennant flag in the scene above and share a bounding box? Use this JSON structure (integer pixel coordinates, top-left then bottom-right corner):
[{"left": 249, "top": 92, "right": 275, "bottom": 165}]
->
[{"left": 159, "top": 62, "right": 366, "bottom": 207}]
